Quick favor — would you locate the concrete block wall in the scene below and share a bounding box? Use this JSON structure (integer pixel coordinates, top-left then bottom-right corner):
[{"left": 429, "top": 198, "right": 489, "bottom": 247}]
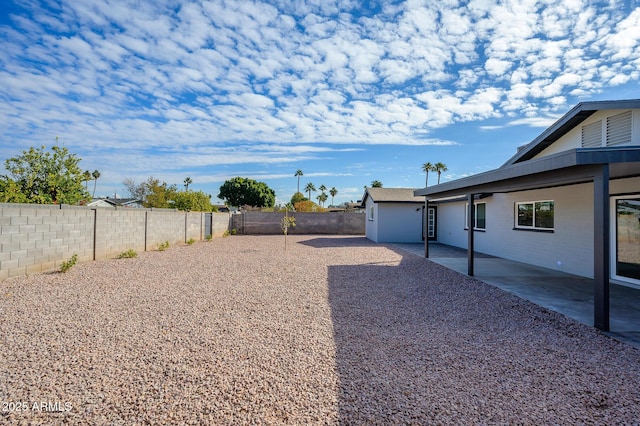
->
[
  {"left": 94, "top": 209, "right": 146, "bottom": 259},
  {"left": 0, "top": 204, "right": 94, "bottom": 279},
  {"left": 234, "top": 211, "right": 365, "bottom": 235},
  {"left": 186, "top": 212, "right": 203, "bottom": 241},
  {"left": 146, "top": 210, "right": 190, "bottom": 249},
  {"left": 211, "top": 213, "right": 231, "bottom": 237},
  {"left": 1, "top": 204, "right": 225, "bottom": 280}
]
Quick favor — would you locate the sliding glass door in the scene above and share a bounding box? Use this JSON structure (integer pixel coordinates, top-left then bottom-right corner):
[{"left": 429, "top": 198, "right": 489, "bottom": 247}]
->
[{"left": 613, "top": 196, "right": 640, "bottom": 286}]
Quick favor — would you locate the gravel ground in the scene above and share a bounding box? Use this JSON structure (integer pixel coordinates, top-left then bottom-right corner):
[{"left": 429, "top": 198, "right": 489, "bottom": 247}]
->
[{"left": 1, "top": 235, "right": 640, "bottom": 425}]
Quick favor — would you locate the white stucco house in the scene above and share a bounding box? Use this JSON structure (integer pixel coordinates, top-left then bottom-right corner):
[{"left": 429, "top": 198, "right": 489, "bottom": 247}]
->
[
  {"left": 363, "top": 187, "right": 425, "bottom": 243},
  {"left": 415, "top": 99, "right": 640, "bottom": 331}
]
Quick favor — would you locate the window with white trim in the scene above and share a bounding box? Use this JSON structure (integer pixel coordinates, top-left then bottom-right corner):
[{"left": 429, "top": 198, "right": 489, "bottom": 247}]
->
[
  {"left": 369, "top": 205, "right": 374, "bottom": 221},
  {"left": 465, "top": 202, "right": 486, "bottom": 230},
  {"left": 515, "top": 200, "right": 554, "bottom": 230}
]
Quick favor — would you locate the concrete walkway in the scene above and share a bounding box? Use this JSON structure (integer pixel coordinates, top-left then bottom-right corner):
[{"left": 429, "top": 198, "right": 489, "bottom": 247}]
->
[{"left": 393, "top": 243, "right": 640, "bottom": 350}]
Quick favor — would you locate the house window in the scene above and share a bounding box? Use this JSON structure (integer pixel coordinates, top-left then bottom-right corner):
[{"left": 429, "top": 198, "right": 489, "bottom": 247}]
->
[
  {"left": 516, "top": 201, "right": 554, "bottom": 230},
  {"left": 369, "top": 205, "right": 374, "bottom": 221},
  {"left": 465, "top": 202, "right": 486, "bottom": 230}
]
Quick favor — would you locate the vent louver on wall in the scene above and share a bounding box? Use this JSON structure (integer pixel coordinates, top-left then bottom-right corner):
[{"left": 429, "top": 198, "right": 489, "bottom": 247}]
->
[
  {"left": 606, "top": 110, "right": 632, "bottom": 147},
  {"left": 581, "top": 120, "right": 602, "bottom": 148}
]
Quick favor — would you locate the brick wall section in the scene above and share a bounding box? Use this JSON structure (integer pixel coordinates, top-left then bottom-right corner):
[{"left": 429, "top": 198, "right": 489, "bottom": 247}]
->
[
  {"left": 235, "top": 211, "right": 365, "bottom": 235},
  {"left": 94, "top": 209, "right": 146, "bottom": 259}
]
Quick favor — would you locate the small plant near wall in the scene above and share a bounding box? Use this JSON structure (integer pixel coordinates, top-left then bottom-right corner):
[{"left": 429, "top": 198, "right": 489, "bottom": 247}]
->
[
  {"left": 230, "top": 228, "right": 237, "bottom": 235},
  {"left": 117, "top": 249, "right": 137, "bottom": 259},
  {"left": 205, "top": 234, "right": 213, "bottom": 241},
  {"left": 280, "top": 203, "right": 296, "bottom": 251},
  {"left": 187, "top": 238, "right": 196, "bottom": 245},
  {"left": 157, "top": 241, "right": 169, "bottom": 251},
  {"left": 222, "top": 230, "right": 230, "bottom": 237},
  {"left": 60, "top": 254, "right": 78, "bottom": 273}
]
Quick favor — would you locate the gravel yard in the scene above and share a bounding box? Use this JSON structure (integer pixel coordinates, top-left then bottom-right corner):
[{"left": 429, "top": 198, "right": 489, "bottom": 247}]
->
[{"left": 1, "top": 235, "right": 640, "bottom": 424}]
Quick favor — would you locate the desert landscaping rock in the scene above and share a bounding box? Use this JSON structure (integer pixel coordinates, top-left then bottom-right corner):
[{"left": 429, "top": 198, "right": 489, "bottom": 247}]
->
[{"left": 1, "top": 235, "right": 639, "bottom": 424}]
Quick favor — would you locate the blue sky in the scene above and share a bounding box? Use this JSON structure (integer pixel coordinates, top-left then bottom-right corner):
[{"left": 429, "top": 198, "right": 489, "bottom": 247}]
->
[{"left": 1, "top": 0, "right": 639, "bottom": 206}]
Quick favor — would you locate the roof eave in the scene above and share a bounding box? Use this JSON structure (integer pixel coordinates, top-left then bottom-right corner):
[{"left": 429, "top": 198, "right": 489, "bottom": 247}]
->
[{"left": 502, "top": 99, "right": 640, "bottom": 166}]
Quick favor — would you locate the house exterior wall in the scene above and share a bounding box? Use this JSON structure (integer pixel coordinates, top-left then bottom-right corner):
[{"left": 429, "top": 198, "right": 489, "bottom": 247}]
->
[
  {"left": 436, "top": 184, "right": 596, "bottom": 277},
  {"left": 376, "top": 203, "right": 423, "bottom": 243}
]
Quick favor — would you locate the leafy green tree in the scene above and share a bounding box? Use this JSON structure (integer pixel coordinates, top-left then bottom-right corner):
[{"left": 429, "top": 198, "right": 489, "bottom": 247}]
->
[
  {"left": 218, "top": 177, "right": 275, "bottom": 208},
  {"left": 290, "top": 191, "right": 307, "bottom": 205},
  {"left": 434, "top": 162, "right": 448, "bottom": 184},
  {"left": 143, "top": 178, "right": 178, "bottom": 208},
  {"left": 91, "top": 169, "right": 101, "bottom": 197},
  {"left": 329, "top": 187, "right": 338, "bottom": 206},
  {"left": 0, "top": 145, "right": 89, "bottom": 204},
  {"left": 173, "top": 189, "right": 214, "bottom": 211},
  {"left": 0, "top": 178, "right": 28, "bottom": 203},
  {"left": 371, "top": 180, "right": 383, "bottom": 188},
  {"left": 294, "top": 169, "right": 303, "bottom": 193},
  {"left": 304, "top": 182, "right": 316, "bottom": 200},
  {"left": 294, "top": 200, "right": 321, "bottom": 212}
]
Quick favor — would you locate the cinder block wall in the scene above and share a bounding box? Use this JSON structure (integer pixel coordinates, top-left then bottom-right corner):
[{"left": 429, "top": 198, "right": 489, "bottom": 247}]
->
[
  {"left": 0, "top": 204, "right": 225, "bottom": 280},
  {"left": 186, "top": 212, "right": 203, "bottom": 241},
  {"left": 211, "top": 213, "right": 231, "bottom": 237},
  {"left": 0, "top": 204, "right": 94, "bottom": 279},
  {"left": 146, "top": 210, "right": 190, "bottom": 249},
  {"left": 235, "top": 211, "right": 365, "bottom": 235},
  {"left": 94, "top": 209, "right": 146, "bottom": 259}
]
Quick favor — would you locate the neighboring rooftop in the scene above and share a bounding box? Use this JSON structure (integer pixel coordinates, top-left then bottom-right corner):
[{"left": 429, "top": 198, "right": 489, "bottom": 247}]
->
[{"left": 362, "top": 187, "right": 423, "bottom": 205}]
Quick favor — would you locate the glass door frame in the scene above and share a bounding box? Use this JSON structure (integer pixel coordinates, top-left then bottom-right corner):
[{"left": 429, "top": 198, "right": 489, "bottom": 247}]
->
[{"left": 610, "top": 194, "right": 640, "bottom": 288}]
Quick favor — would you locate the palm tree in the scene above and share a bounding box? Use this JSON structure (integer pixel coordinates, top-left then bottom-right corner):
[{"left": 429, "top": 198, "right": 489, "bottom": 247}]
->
[
  {"left": 370, "top": 180, "right": 383, "bottom": 188},
  {"left": 83, "top": 170, "right": 92, "bottom": 193},
  {"left": 294, "top": 170, "right": 303, "bottom": 193},
  {"left": 184, "top": 177, "right": 192, "bottom": 190},
  {"left": 318, "top": 193, "right": 328, "bottom": 207},
  {"left": 434, "top": 162, "right": 448, "bottom": 184},
  {"left": 422, "top": 162, "right": 435, "bottom": 187},
  {"left": 304, "top": 182, "right": 316, "bottom": 200},
  {"left": 329, "top": 187, "right": 338, "bottom": 206},
  {"left": 319, "top": 184, "right": 327, "bottom": 195},
  {"left": 91, "top": 170, "right": 101, "bottom": 197}
]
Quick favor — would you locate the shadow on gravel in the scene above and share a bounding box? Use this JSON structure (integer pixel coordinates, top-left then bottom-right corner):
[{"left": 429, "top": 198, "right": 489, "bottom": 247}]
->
[
  {"left": 324, "top": 240, "right": 640, "bottom": 424},
  {"left": 296, "top": 236, "right": 373, "bottom": 249}
]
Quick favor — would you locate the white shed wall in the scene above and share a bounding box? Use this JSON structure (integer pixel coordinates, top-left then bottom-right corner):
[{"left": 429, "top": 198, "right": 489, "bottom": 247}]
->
[
  {"left": 377, "top": 203, "right": 424, "bottom": 243},
  {"left": 364, "top": 198, "right": 379, "bottom": 242}
]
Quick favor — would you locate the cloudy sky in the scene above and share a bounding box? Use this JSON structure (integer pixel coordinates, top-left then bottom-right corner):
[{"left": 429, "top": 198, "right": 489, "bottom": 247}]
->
[{"left": 1, "top": 0, "right": 639, "bottom": 205}]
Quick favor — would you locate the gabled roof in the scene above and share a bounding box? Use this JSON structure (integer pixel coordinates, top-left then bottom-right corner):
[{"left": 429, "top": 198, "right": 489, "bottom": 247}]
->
[
  {"left": 362, "top": 187, "right": 423, "bottom": 205},
  {"left": 503, "top": 99, "right": 640, "bottom": 166}
]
